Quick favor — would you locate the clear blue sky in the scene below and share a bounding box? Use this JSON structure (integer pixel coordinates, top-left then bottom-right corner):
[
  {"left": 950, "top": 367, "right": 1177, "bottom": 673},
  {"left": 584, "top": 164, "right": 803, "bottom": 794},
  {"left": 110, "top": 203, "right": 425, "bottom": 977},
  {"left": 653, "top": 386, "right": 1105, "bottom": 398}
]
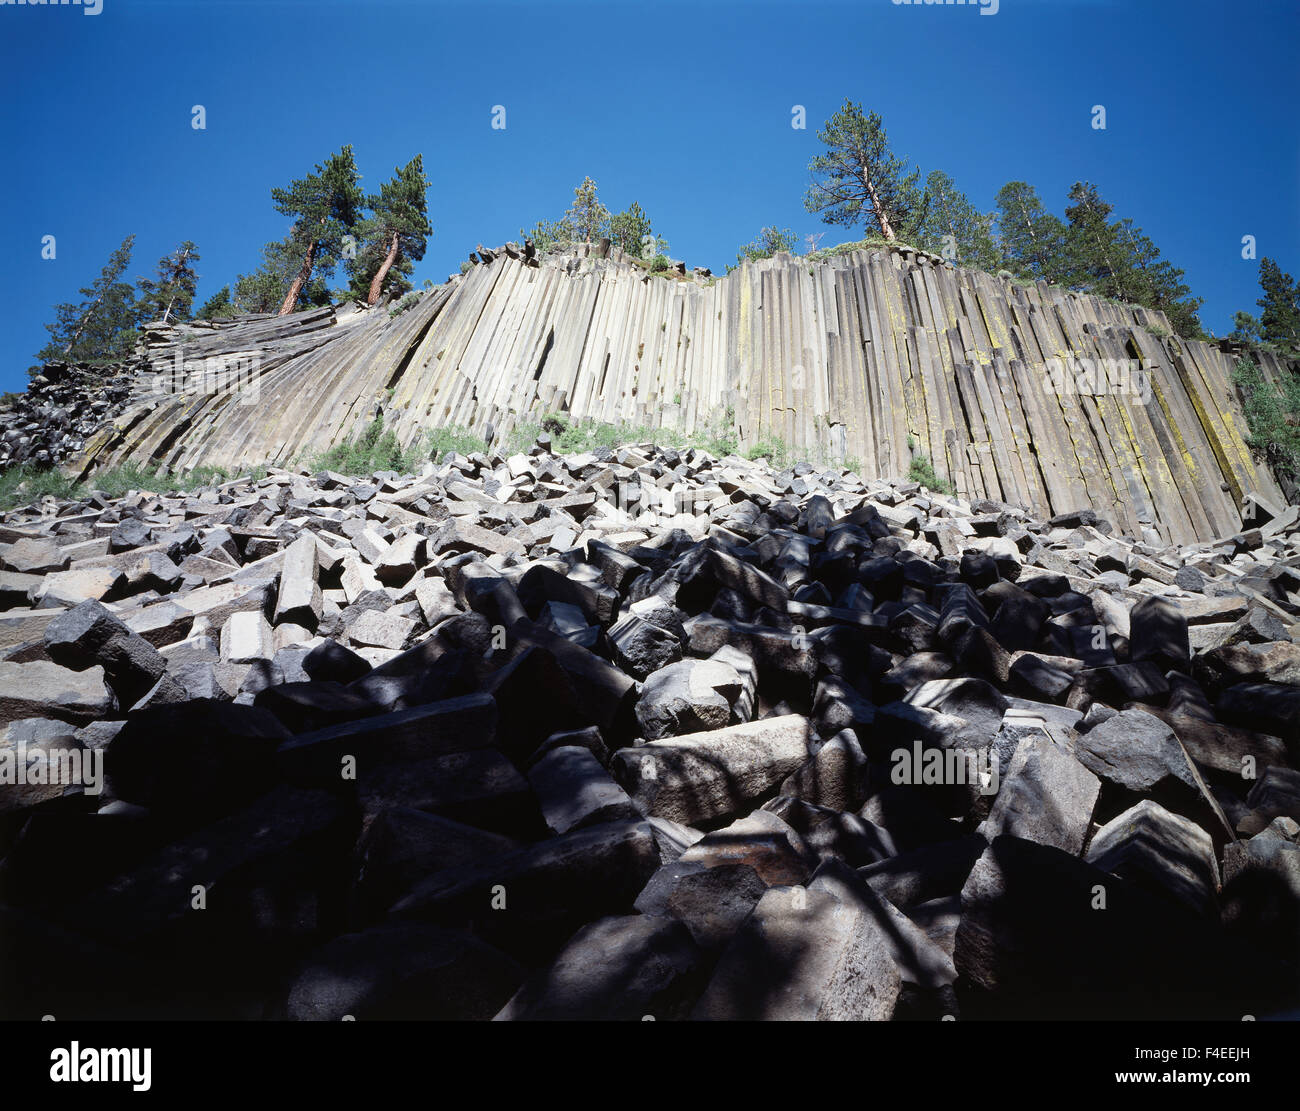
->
[{"left": 1, "top": 0, "right": 1297, "bottom": 393}]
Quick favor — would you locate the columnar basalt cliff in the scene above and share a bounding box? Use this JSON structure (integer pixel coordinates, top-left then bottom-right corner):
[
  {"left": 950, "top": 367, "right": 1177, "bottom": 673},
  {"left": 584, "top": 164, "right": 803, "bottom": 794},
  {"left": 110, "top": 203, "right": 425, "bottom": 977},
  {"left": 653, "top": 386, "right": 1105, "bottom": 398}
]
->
[{"left": 70, "top": 244, "right": 1288, "bottom": 546}]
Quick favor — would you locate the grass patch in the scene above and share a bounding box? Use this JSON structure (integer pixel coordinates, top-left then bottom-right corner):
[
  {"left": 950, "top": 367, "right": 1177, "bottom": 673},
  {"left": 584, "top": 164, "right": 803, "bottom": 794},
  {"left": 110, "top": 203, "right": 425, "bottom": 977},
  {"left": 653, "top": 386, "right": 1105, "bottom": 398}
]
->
[
  {"left": 505, "top": 408, "right": 740, "bottom": 460},
  {"left": 91, "top": 464, "right": 187, "bottom": 499},
  {"left": 0, "top": 465, "right": 82, "bottom": 509},
  {"left": 805, "top": 235, "right": 924, "bottom": 263},
  {"left": 908, "top": 452, "right": 955, "bottom": 495},
  {"left": 313, "top": 418, "right": 488, "bottom": 475},
  {"left": 424, "top": 425, "right": 486, "bottom": 461},
  {"left": 0, "top": 461, "right": 270, "bottom": 511},
  {"left": 311, "top": 416, "right": 424, "bottom": 475}
]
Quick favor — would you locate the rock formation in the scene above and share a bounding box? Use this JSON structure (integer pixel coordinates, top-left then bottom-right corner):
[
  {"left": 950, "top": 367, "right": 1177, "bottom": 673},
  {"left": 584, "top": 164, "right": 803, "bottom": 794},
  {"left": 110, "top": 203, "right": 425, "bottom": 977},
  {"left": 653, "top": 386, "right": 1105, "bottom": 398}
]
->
[
  {"left": 0, "top": 439, "right": 1297, "bottom": 1020},
  {"left": 44, "top": 243, "right": 1292, "bottom": 547}
]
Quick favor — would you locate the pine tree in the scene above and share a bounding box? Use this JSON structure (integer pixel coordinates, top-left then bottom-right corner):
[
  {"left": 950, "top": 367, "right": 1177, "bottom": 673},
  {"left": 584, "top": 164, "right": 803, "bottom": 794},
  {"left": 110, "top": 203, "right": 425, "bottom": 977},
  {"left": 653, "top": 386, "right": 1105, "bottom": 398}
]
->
[
  {"left": 1256, "top": 257, "right": 1300, "bottom": 356},
  {"left": 609, "top": 201, "right": 654, "bottom": 258},
  {"left": 1112, "top": 217, "right": 1203, "bottom": 337},
  {"left": 271, "top": 145, "right": 364, "bottom": 315},
  {"left": 909, "top": 171, "right": 999, "bottom": 270},
  {"left": 347, "top": 155, "right": 432, "bottom": 306},
  {"left": 730, "top": 227, "right": 798, "bottom": 271},
  {"left": 565, "top": 176, "right": 611, "bottom": 243},
  {"left": 33, "top": 234, "right": 139, "bottom": 372},
  {"left": 1062, "top": 182, "right": 1127, "bottom": 298},
  {"left": 804, "top": 101, "right": 922, "bottom": 242},
  {"left": 1060, "top": 182, "right": 1203, "bottom": 335},
  {"left": 1228, "top": 311, "right": 1263, "bottom": 346},
  {"left": 228, "top": 239, "right": 331, "bottom": 316},
  {"left": 521, "top": 183, "right": 660, "bottom": 259},
  {"left": 994, "top": 181, "right": 1067, "bottom": 282},
  {"left": 136, "top": 241, "right": 201, "bottom": 325},
  {"left": 195, "top": 285, "right": 239, "bottom": 321},
  {"left": 518, "top": 217, "right": 572, "bottom": 256}
]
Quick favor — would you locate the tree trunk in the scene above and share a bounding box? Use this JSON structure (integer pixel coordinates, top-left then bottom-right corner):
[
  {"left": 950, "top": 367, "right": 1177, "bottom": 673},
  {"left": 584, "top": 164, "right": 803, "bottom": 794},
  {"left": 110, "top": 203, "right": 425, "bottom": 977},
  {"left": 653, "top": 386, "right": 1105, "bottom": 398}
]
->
[
  {"left": 279, "top": 238, "right": 316, "bottom": 316},
  {"left": 864, "top": 176, "right": 895, "bottom": 241},
  {"left": 62, "top": 290, "right": 108, "bottom": 359},
  {"left": 1020, "top": 209, "right": 1042, "bottom": 274},
  {"left": 367, "top": 232, "right": 400, "bottom": 306}
]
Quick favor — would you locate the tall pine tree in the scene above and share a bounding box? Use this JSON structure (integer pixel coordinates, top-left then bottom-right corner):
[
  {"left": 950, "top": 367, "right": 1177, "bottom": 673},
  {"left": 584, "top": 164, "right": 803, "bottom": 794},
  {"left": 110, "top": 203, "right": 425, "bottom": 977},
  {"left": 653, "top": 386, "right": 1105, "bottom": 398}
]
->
[
  {"left": 1112, "top": 217, "right": 1203, "bottom": 336},
  {"left": 908, "top": 171, "right": 999, "bottom": 270},
  {"left": 520, "top": 177, "right": 638, "bottom": 255},
  {"left": 565, "top": 176, "right": 611, "bottom": 243},
  {"left": 234, "top": 238, "right": 331, "bottom": 315},
  {"left": 608, "top": 201, "right": 654, "bottom": 258},
  {"left": 804, "top": 102, "right": 922, "bottom": 242},
  {"left": 1256, "top": 257, "right": 1300, "bottom": 356},
  {"left": 1061, "top": 182, "right": 1203, "bottom": 336},
  {"left": 994, "top": 181, "right": 1067, "bottom": 282},
  {"left": 271, "top": 145, "right": 364, "bottom": 315},
  {"left": 136, "top": 241, "right": 201, "bottom": 325},
  {"left": 33, "top": 234, "right": 139, "bottom": 372},
  {"left": 1062, "top": 182, "right": 1127, "bottom": 298},
  {"left": 348, "top": 155, "right": 432, "bottom": 306}
]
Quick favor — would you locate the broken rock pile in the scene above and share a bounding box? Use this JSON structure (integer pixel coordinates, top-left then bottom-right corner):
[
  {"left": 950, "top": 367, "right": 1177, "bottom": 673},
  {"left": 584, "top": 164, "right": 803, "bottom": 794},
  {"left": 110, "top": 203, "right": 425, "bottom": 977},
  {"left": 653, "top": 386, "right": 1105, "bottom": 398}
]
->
[
  {"left": 0, "top": 362, "right": 139, "bottom": 470},
  {"left": 1, "top": 440, "right": 1298, "bottom": 1020}
]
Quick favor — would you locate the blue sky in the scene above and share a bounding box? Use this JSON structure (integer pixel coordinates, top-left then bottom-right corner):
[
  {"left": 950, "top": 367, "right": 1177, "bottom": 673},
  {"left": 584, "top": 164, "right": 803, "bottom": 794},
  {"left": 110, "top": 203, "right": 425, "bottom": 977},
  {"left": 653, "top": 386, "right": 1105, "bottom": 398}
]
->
[{"left": 1, "top": 0, "right": 1297, "bottom": 393}]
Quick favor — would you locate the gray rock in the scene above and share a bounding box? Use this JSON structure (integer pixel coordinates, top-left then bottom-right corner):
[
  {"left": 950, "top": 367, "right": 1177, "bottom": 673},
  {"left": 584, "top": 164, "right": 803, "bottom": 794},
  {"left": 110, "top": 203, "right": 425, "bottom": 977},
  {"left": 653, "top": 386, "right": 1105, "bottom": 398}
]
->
[
  {"left": 495, "top": 914, "right": 704, "bottom": 1020},
  {"left": 691, "top": 883, "right": 902, "bottom": 1020},
  {"left": 1085, "top": 799, "right": 1219, "bottom": 916},
  {"left": 777, "top": 728, "right": 870, "bottom": 811},
  {"left": 390, "top": 820, "right": 661, "bottom": 962},
  {"left": 978, "top": 731, "right": 1099, "bottom": 855},
  {"left": 1074, "top": 708, "right": 1196, "bottom": 793},
  {"left": 286, "top": 924, "right": 523, "bottom": 1020},
  {"left": 0, "top": 660, "right": 112, "bottom": 727},
  {"left": 608, "top": 611, "right": 682, "bottom": 680},
  {"left": 528, "top": 744, "right": 640, "bottom": 834},
  {"left": 274, "top": 534, "right": 322, "bottom": 629},
  {"left": 612, "top": 714, "right": 812, "bottom": 824},
  {"left": 635, "top": 657, "right": 744, "bottom": 740}
]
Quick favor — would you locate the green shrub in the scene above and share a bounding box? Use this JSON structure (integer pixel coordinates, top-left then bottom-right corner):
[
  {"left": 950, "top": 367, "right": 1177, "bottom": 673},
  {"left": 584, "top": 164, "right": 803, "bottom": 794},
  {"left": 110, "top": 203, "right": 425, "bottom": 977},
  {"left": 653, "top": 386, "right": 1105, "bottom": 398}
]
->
[
  {"left": 504, "top": 412, "right": 743, "bottom": 460},
  {"left": 908, "top": 452, "right": 955, "bottom": 495},
  {"left": 1233, "top": 357, "right": 1300, "bottom": 482},
  {"left": 744, "top": 438, "right": 791, "bottom": 468},
  {"left": 388, "top": 292, "right": 421, "bottom": 319}
]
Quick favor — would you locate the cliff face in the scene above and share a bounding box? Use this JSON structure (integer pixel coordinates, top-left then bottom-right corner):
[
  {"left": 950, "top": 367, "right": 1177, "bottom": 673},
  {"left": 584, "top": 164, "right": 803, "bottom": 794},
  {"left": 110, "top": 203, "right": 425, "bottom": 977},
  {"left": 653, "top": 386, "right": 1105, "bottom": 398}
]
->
[{"left": 72, "top": 243, "right": 1287, "bottom": 546}]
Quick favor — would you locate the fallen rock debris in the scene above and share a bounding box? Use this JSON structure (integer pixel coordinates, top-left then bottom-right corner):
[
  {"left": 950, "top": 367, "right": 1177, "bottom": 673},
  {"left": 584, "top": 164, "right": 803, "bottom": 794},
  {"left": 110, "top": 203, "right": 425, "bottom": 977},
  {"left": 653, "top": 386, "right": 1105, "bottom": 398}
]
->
[{"left": 0, "top": 440, "right": 1297, "bottom": 1020}]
